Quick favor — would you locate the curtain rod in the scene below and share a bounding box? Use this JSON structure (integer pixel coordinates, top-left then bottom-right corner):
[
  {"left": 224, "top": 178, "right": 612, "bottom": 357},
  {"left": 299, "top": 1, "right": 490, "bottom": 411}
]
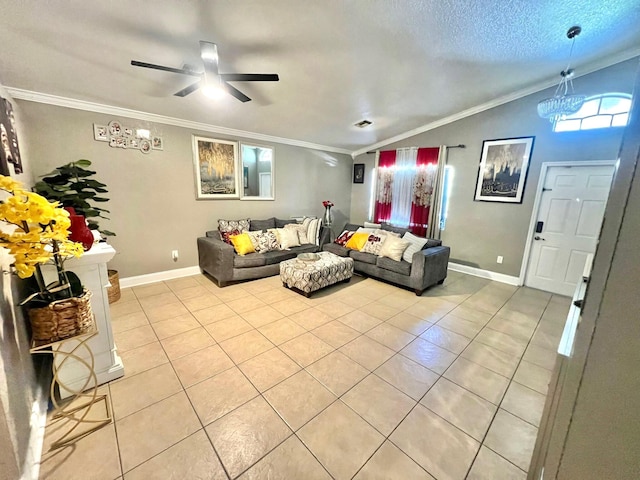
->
[{"left": 365, "top": 144, "right": 465, "bottom": 155}]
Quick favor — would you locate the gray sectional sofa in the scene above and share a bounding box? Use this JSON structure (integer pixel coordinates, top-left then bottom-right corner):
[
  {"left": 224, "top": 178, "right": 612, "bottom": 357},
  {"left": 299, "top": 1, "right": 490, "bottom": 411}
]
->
[
  {"left": 322, "top": 223, "right": 450, "bottom": 295},
  {"left": 197, "top": 217, "right": 325, "bottom": 287}
]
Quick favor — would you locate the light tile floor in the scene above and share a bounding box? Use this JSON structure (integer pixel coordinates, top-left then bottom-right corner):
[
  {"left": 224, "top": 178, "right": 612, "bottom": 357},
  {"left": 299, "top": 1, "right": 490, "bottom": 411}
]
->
[{"left": 39, "top": 270, "right": 569, "bottom": 480}]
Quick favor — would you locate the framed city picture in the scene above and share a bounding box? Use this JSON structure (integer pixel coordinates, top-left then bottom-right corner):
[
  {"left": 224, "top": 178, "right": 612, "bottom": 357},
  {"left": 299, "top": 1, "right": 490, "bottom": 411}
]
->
[
  {"left": 192, "top": 136, "right": 239, "bottom": 199},
  {"left": 474, "top": 136, "right": 535, "bottom": 203}
]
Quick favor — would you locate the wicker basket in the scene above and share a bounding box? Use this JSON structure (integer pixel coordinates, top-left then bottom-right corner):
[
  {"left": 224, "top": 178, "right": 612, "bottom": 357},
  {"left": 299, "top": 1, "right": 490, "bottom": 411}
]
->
[
  {"left": 28, "top": 289, "right": 94, "bottom": 343},
  {"left": 107, "top": 269, "right": 121, "bottom": 304}
]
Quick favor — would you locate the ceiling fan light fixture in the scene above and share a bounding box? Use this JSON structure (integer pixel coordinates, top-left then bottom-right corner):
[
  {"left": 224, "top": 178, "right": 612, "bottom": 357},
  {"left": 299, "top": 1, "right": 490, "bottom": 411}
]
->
[
  {"left": 537, "top": 26, "right": 586, "bottom": 123},
  {"left": 201, "top": 82, "right": 225, "bottom": 99}
]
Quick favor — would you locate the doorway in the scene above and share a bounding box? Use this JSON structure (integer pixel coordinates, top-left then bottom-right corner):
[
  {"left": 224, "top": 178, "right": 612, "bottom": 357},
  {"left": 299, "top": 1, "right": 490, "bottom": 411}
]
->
[{"left": 523, "top": 161, "right": 616, "bottom": 296}]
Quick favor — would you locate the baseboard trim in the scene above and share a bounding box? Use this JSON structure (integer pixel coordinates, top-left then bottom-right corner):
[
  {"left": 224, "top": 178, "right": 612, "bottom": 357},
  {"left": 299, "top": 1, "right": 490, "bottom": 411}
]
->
[
  {"left": 120, "top": 266, "right": 201, "bottom": 288},
  {"left": 448, "top": 262, "right": 521, "bottom": 286}
]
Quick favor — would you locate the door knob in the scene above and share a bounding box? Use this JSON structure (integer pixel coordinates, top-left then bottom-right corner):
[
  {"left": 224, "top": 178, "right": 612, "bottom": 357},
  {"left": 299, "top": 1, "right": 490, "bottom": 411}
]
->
[{"left": 534, "top": 236, "right": 546, "bottom": 241}]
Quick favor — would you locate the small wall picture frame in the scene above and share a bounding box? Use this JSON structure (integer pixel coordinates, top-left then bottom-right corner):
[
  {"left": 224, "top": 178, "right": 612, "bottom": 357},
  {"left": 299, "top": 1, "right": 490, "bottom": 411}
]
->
[
  {"left": 93, "top": 124, "right": 108, "bottom": 142},
  {"left": 353, "top": 163, "right": 365, "bottom": 184},
  {"left": 152, "top": 136, "right": 163, "bottom": 150}
]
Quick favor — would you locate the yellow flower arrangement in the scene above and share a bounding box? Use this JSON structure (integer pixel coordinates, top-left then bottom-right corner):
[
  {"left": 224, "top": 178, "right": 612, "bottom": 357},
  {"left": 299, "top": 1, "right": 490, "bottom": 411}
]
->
[{"left": 1, "top": 175, "right": 84, "bottom": 303}]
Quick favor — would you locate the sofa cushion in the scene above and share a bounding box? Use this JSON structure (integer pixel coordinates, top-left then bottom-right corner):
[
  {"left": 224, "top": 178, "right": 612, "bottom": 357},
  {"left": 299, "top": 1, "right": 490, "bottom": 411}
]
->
[
  {"left": 379, "top": 235, "right": 410, "bottom": 262},
  {"left": 323, "top": 243, "right": 350, "bottom": 257},
  {"left": 250, "top": 217, "right": 276, "bottom": 231},
  {"left": 361, "top": 234, "right": 386, "bottom": 255},
  {"left": 376, "top": 256, "right": 411, "bottom": 276},
  {"left": 275, "top": 218, "right": 296, "bottom": 228},
  {"left": 229, "top": 233, "right": 256, "bottom": 255},
  {"left": 218, "top": 218, "right": 250, "bottom": 233},
  {"left": 285, "top": 223, "right": 309, "bottom": 244},
  {"left": 262, "top": 250, "right": 296, "bottom": 265},
  {"left": 255, "top": 231, "right": 279, "bottom": 253},
  {"left": 380, "top": 222, "right": 410, "bottom": 236},
  {"left": 345, "top": 232, "right": 370, "bottom": 250},
  {"left": 206, "top": 230, "right": 219, "bottom": 238},
  {"left": 350, "top": 250, "right": 378, "bottom": 265},
  {"left": 401, "top": 232, "right": 428, "bottom": 263},
  {"left": 234, "top": 253, "right": 267, "bottom": 268}
]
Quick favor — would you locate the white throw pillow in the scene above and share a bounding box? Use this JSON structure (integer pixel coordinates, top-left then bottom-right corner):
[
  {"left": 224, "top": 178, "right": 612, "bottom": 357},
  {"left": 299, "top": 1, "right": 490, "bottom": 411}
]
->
[
  {"left": 356, "top": 227, "right": 377, "bottom": 234},
  {"left": 379, "top": 236, "right": 411, "bottom": 262},
  {"left": 374, "top": 228, "right": 399, "bottom": 238},
  {"left": 285, "top": 223, "right": 309, "bottom": 244},
  {"left": 364, "top": 221, "right": 382, "bottom": 229},
  {"left": 401, "top": 232, "right": 429, "bottom": 263},
  {"left": 277, "top": 228, "right": 301, "bottom": 250}
]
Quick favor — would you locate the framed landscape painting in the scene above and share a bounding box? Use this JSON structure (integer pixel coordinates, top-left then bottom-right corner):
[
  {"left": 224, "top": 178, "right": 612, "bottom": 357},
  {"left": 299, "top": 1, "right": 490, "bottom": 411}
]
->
[
  {"left": 474, "top": 136, "right": 534, "bottom": 203},
  {"left": 192, "top": 136, "right": 239, "bottom": 199}
]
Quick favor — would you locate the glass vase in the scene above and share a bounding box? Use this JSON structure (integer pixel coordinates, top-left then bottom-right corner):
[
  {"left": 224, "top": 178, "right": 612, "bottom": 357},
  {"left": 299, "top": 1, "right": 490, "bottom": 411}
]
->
[{"left": 322, "top": 205, "right": 333, "bottom": 227}]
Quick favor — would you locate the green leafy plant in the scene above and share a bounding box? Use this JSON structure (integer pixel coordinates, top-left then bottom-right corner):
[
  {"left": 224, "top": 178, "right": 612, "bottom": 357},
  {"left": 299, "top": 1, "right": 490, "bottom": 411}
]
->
[{"left": 33, "top": 159, "right": 115, "bottom": 236}]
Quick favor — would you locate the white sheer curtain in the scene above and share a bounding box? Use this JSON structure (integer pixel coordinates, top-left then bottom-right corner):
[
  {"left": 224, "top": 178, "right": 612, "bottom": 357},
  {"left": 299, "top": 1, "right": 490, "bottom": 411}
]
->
[{"left": 390, "top": 147, "right": 417, "bottom": 227}]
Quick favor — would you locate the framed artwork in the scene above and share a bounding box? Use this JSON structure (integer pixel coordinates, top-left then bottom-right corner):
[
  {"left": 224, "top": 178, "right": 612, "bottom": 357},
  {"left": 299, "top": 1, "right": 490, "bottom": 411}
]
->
[
  {"left": 93, "top": 124, "right": 108, "bottom": 142},
  {"left": 474, "top": 136, "right": 535, "bottom": 203},
  {"left": 0, "top": 97, "right": 23, "bottom": 175},
  {"left": 192, "top": 136, "right": 239, "bottom": 199},
  {"left": 353, "top": 163, "right": 365, "bottom": 184},
  {"left": 152, "top": 136, "right": 163, "bottom": 150}
]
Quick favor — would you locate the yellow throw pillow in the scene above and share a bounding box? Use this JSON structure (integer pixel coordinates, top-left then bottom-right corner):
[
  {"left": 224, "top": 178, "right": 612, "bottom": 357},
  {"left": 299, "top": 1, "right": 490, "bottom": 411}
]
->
[
  {"left": 345, "top": 232, "right": 370, "bottom": 251},
  {"left": 229, "top": 233, "right": 256, "bottom": 256}
]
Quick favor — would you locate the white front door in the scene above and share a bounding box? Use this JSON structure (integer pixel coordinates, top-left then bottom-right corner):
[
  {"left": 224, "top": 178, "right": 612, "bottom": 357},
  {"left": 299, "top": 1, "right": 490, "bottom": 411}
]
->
[{"left": 525, "top": 163, "right": 615, "bottom": 296}]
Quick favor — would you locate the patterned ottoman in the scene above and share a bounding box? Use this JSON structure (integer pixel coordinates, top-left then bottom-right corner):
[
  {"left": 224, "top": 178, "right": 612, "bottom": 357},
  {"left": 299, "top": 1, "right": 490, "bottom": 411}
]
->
[{"left": 280, "top": 252, "right": 354, "bottom": 296}]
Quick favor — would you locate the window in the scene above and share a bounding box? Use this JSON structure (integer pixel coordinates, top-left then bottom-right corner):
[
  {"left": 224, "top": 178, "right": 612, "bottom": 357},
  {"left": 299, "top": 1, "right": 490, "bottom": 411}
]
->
[
  {"left": 554, "top": 93, "right": 632, "bottom": 132},
  {"left": 439, "top": 166, "right": 453, "bottom": 231}
]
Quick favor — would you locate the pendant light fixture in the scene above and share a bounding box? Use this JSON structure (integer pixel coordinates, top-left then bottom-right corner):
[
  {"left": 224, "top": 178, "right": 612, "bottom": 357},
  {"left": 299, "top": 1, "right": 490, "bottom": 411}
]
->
[{"left": 537, "top": 26, "right": 586, "bottom": 123}]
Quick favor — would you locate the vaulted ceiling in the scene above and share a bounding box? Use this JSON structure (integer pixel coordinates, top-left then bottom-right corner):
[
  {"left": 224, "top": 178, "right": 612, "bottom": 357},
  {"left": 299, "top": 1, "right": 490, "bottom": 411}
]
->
[{"left": 0, "top": 0, "right": 639, "bottom": 154}]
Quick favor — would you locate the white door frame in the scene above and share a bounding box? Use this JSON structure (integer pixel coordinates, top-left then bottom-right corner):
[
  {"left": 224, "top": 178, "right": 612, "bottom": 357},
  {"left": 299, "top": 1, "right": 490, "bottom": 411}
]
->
[{"left": 518, "top": 159, "right": 618, "bottom": 286}]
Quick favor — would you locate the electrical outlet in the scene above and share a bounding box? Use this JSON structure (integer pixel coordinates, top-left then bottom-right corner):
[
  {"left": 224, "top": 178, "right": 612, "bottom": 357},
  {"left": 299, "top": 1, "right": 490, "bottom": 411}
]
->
[
  {"left": 497, "top": 256, "right": 503, "bottom": 264},
  {"left": 172, "top": 250, "right": 179, "bottom": 262}
]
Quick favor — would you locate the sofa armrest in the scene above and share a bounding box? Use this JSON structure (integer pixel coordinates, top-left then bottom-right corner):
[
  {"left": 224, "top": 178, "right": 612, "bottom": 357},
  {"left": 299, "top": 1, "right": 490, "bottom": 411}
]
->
[
  {"left": 197, "top": 236, "right": 235, "bottom": 286},
  {"left": 410, "top": 245, "right": 450, "bottom": 294}
]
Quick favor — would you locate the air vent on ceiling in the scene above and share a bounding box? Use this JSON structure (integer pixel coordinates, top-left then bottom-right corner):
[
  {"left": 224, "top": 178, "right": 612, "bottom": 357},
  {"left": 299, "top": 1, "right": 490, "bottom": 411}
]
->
[{"left": 354, "top": 119, "right": 373, "bottom": 128}]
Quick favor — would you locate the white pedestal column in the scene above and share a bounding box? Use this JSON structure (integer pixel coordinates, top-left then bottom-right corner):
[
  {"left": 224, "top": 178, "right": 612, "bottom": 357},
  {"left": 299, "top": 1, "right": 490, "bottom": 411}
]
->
[{"left": 42, "top": 244, "right": 124, "bottom": 398}]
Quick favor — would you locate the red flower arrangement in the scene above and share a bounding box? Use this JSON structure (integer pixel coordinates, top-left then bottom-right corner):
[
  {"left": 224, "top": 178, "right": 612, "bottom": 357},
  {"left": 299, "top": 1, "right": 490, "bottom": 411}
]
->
[{"left": 322, "top": 200, "right": 334, "bottom": 208}]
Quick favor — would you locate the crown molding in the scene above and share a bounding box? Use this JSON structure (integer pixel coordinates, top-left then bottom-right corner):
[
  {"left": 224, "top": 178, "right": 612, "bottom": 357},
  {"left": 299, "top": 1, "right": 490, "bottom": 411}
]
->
[
  {"left": 353, "top": 49, "right": 640, "bottom": 157},
  {"left": 5, "top": 88, "right": 352, "bottom": 156}
]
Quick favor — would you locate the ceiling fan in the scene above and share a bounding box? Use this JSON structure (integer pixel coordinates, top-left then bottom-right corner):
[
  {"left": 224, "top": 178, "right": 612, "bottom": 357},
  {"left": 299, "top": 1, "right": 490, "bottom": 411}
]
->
[{"left": 131, "top": 41, "right": 279, "bottom": 103}]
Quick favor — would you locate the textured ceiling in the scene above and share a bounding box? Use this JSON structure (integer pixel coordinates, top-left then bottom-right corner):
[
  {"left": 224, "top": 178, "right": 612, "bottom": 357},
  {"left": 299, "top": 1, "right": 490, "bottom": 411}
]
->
[{"left": 0, "top": 0, "right": 639, "bottom": 153}]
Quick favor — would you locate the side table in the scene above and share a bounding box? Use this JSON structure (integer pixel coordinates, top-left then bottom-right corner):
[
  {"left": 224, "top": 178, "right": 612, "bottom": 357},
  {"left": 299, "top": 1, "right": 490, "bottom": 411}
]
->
[{"left": 30, "top": 328, "right": 112, "bottom": 450}]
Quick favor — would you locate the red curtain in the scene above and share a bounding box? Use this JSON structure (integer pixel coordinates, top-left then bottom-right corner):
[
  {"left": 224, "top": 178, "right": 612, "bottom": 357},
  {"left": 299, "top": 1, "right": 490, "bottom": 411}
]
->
[
  {"left": 373, "top": 150, "right": 396, "bottom": 223},
  {"left": 410, "top": 147, "right": 439, "bottom": 236}
]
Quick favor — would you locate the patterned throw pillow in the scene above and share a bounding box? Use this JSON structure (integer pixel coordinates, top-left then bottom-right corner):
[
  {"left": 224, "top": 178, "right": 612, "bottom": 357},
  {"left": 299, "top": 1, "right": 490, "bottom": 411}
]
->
[
  {"left": 306, "top": 218, "right": 321, "bottom": 245},
  {"left": 361, "top": 234, "right": 387, "bottom": 255},
  {"left": 218, "top": 218, "right": 250, "bottom": 233},
  {"left": 335, "top": 230, "right": 355, "bottom": 246},
  {"left": 255, "top": 231, "right": 279, "bottom": 253},
  {"left": 247, "top": 230, "right": 263, "bottom": 250},
  {"left": 220, "top": 229, "right": 241, "bottom": 245}
]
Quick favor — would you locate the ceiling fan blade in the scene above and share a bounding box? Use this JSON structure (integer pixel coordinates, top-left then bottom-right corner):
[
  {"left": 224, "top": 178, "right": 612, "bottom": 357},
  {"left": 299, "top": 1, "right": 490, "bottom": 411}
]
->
[
  {"left": 223, "top": 83, "right": 251, "bottom": 102},
  {"left": 174, "top": 81, "right": 201, "bottom": 97},
  {"left": 200, "top": 41, "right": 219, "bottom": 76},
  {"left": 131, "top": 60, "right": 200, "bottom": 77},
  {"left": 220, "top": 73, "right": 279, "bottom": 82}
]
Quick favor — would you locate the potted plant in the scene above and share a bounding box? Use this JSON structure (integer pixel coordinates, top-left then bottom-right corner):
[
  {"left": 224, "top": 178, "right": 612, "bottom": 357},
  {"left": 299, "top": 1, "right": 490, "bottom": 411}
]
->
[
  {"left": 0, "top": 175, "right": 92, "bottom": 344},
  {"left": 33, "top": 159, "right": 115, "bottom": 238}
]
